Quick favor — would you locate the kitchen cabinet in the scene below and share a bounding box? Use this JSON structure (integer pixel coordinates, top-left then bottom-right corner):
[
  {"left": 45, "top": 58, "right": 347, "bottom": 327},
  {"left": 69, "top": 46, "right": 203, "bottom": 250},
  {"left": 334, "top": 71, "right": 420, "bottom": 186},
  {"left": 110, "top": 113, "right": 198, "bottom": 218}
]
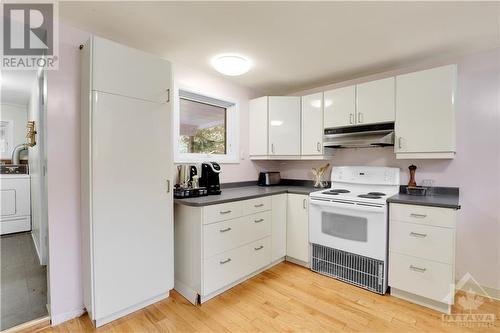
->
[
  {"left": 324, "top": 85, "right": 356, "bottom": 128},
  {"left": 81, "top": 36, "right": 174, "bottom": 327},
  {"left": 389, "top": 203, "right": 457, "bottom": 313},
  {"left": 271, "top": 194, "right": 287, "bottom": 262},
  {"left": 249, "top": 96, "right": 268, "bottom": 157},
  {"left": 268, "top": 96, "right": 301, "bottom": 156},
  {"left": 395, "top": 65, "right": 457, "bottom": 159},
  {"left": 301, "top": 92, "right": 324, "bottom": 156},
  {"left": 286, "top": 194, "right": 310, "bottom": 265},
  {"left": 356, "top": 77, "right": 395, "bottom": 125},
  {"left": 174, "top": 195, "right": 286, "bottom": 305}
]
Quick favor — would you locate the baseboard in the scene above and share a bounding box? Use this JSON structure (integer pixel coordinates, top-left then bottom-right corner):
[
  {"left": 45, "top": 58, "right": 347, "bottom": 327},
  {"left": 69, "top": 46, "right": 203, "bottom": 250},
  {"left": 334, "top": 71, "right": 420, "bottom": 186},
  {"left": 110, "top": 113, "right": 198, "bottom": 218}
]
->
[
  {"left": 391, "top": 288, "right": 452, "bottom": 314},
  {"left": 174, "top": 279, "right": 198, "bottom": 305},
  {"left": 285, "top": 256, "right": 310, "bottom": 268},
  {"left": 94, "top": 292, "right": 169, "bottom": 327},
  {"left": 3, "top": 316, "right": 51, "bottom": 333},
  {"left": 50, "top": 308, "right": 85, "bottom": 326},
  {"left": 459, "top": 281, "right": 500, "bottom": 301}
]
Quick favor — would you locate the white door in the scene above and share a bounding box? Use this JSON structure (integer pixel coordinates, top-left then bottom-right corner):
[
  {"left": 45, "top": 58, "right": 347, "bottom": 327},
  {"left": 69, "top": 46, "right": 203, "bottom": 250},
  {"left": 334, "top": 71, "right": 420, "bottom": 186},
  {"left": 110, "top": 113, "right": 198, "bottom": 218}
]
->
[
  {"left": 286, "top": 194, "right": 309, "bottom": 263},
  {"left": 249, "top": 96, "right": 268, "bottom": 156},
  {"left": 92, "top": 91, "right": 173, "bottom": 320},
  {"left": 356, "top": 77, "right": 395, "bottom": 125},
  {"left": 324, "top": 85, "right": 356, "bottom": 128},
  {"left": 301, "top": 92, "right": 324, "bottom": 155},
  {"left": 92, "top": 36, "right": 170, "bottom": 103},
  {"left": 268, "top": 96, "right": 301, "bottom": 156},
  {"left": 395, "top": 65, "right": 456, "bottom": 155},
  {"left": 271, "top": 194, "right": 287, "bottom": 262}
]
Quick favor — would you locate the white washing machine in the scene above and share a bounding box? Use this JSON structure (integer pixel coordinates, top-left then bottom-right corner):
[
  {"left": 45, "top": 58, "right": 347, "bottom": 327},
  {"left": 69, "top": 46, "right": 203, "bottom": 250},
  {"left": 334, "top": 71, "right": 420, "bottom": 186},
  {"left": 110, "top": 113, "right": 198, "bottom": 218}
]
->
[{"left": 0, "top": 174, "right": 31, "bottom": 235}]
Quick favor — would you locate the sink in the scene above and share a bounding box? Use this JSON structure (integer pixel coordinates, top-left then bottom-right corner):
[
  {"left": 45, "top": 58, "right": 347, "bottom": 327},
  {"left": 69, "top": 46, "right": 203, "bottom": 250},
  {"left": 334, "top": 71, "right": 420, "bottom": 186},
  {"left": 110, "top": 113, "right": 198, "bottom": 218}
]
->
[{"left": 0, "top": 164, "right": 29, "bottom": 175}]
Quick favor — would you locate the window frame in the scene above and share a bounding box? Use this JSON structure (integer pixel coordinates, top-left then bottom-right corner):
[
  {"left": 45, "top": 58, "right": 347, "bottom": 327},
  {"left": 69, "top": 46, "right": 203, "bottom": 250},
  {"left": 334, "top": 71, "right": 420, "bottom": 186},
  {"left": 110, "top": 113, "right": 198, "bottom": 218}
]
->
[{"left": 173, "top": 86, "right": 240, "bottom": 164}]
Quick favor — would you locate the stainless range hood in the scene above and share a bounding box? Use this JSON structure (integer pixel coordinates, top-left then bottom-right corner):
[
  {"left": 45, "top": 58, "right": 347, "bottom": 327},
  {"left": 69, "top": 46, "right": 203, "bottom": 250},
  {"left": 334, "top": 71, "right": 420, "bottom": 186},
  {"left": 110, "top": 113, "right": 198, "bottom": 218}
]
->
[{"left": 323, "top": 122, "right": 395, "bottom": 148}]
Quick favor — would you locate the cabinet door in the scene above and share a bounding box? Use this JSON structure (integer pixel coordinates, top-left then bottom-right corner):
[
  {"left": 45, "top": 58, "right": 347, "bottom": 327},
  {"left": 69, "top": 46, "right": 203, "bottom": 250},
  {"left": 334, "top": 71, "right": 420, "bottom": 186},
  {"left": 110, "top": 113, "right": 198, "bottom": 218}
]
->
[
  {"left": 268, "top": 96, "right": 301, "bottom": 156},
  {"left": 301, "top": 93, "right": 324, "bottom": 155},
  {"left": 356, "top": 77, "right": 395, "bottom": 125},
  {"left": 92, "top": 36, "right": 170, "bottom": 103},
  {"left": 324, "top": 85, "right": 355, "bottom": 128},
  {"left": 271, "top": 194, "right": 287, "bottom": 262},
  {"left": 286, "top": 194, "right": 309, "bottom": 263},
  {"left": 395, "top": 65, "right": 456, "bottom": 157},
  {"left": 249, "top": 97, "right": 268, "bottom": 156}
]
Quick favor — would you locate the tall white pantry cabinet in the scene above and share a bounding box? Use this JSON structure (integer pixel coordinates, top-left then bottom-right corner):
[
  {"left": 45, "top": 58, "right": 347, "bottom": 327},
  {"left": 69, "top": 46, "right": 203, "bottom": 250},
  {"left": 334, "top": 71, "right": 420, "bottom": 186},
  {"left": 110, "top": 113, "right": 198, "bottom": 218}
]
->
[{"left": 80, "top": 36, "right": 174, "bottom": 327}]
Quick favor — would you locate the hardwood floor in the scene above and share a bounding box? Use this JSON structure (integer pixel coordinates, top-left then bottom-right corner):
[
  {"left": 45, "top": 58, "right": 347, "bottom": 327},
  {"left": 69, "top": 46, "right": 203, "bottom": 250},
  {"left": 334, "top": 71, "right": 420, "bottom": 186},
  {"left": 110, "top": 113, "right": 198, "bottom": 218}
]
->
[{"left": 42, "top": 262, "right": 499, "bottom": 333}]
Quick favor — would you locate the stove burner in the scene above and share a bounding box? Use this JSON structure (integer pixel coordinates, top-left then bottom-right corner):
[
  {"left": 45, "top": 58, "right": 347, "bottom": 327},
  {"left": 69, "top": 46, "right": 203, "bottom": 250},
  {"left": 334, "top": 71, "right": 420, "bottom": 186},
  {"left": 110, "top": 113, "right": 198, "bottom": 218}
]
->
[
  {"left": 367, "top": 192, "right": 386, "bottom": 196},
  {"left": 328, "top": 189, "right": 351, "bottom": 193},
  {"left": 322, "top": 191, "right": 339, "bottom": 195},
  {"left": 358, "top": 194, "right": 383, "bottom": 199}
]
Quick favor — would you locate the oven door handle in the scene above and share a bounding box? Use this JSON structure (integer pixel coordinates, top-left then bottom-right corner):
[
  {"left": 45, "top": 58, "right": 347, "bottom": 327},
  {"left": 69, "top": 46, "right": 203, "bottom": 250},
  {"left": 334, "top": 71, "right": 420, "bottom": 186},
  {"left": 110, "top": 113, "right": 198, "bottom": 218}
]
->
[{"left": 309, "top": 198, "right": 386, "bottom": 213}]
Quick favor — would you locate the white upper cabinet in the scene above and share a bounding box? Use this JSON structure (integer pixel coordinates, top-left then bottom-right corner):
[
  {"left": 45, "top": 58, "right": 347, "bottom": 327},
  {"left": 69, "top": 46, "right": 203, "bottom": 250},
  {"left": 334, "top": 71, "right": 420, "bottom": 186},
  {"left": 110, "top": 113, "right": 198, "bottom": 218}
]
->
[
  {"left": 301, "top": 92, "right": 324, "bottom": 155},
  {"left": 92, "top": 36, "right": 170, "bottom": 103},
  {"left": 356, "top": 77, "right": 395, "bottom": 124},
  {"left": 268, "top": 96, "right": 301, "bottom": 156},
  {"left": 324, "top": 85, "right": 356, "bottom": 128},
  {"left": 249, "top": 96, "right": 269, "bottom": 156},
  {"left": 395, "top": 65, "right": 457, "bottom": 159}
]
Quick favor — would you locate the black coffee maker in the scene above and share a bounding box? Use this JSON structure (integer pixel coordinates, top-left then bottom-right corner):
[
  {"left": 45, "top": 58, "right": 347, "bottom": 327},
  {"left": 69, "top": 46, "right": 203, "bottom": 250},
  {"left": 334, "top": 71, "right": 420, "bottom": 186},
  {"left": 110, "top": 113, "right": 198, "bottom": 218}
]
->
[{"left": 199, "top": 162, "right": 221, "bottom": 195}]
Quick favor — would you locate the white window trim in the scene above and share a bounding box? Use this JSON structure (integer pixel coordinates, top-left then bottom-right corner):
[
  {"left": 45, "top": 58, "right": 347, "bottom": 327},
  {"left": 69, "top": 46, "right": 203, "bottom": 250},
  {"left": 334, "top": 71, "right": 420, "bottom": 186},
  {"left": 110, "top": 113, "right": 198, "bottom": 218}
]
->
[{"left": 173, "top": 84, "right": 240, "bottom": 164}]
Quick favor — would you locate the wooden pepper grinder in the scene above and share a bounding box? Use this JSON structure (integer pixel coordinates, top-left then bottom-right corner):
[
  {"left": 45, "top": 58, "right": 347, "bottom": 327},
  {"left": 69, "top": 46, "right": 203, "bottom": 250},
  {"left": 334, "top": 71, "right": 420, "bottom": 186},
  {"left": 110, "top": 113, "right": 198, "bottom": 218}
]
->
[{"left": 408, "top": 165, "right": 417, "bottom": 187}]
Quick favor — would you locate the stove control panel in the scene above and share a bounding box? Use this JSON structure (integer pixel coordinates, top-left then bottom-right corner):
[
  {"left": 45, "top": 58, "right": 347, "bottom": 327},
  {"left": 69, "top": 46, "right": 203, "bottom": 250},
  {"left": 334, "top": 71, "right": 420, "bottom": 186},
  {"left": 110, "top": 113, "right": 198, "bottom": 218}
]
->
[{"left": 331, "top": 166, "right": 400, "bottom": 186}]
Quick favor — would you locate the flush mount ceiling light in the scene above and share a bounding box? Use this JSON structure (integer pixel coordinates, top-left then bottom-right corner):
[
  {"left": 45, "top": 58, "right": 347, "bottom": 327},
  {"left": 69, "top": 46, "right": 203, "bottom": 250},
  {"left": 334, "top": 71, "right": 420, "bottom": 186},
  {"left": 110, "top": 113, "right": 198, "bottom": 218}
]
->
[{"left": 211, "top": 54, "right": 252, "bottom": 76}]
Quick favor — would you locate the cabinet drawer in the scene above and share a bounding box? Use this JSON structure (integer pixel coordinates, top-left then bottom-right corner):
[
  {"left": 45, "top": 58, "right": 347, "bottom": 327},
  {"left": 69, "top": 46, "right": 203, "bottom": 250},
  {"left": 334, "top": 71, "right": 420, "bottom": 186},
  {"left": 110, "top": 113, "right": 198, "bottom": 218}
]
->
[
  {"left": 205, "top": 201, "right": 243, "bottom": 224},
  {"left": 389, "top": 252, "right": 453, "bottom": 304},
  {"left": 390, "top": 203, "right": 456, "bottom": 228},
  {"left": 242, "top": 197, "right": 271, "bottom": 215},
  {"left": 203, "top": 237, "right": 271, "bottom": 295},
  {"left": 203, "top": 211, "right": 272, "bottom": 258},
  {"left": 390, "top": 222, "right": 455, "bottom": 264}
]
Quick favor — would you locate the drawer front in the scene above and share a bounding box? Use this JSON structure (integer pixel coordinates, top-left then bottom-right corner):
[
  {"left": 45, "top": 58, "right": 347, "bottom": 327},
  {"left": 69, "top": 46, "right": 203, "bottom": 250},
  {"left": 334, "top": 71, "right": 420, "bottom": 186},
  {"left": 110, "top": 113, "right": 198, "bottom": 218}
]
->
[
  {"left": 389, "top": 252, "right": 453, "bottom": 304},
  {"left": 242, "top": 196, "right": 272, "bottom": 215},
  {"left": 205, "top": 201, "right": 243, "bottom": 224},
  {"left": 203, "top": 237, "right": 271, "bottom": 295},
  {"left": 390, "top": 222, "right": 455, "bottom": 264},
  {"left": 204, "top": 211, "right": 272, "bottom": 258},
  {"left": 390, "top": 203, "right": 456, "bottom": 228}
]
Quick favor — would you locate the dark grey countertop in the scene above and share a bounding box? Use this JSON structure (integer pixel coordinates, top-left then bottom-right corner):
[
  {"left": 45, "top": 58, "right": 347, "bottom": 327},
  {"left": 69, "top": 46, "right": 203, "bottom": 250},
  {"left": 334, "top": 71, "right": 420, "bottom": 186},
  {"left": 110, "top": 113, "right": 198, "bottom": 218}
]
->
[
  {"left": 174, "top": 185, "right": 318, "bottom": 207},
  {"left": 387, "top": 187, "right": 460, "bottom": 209}
]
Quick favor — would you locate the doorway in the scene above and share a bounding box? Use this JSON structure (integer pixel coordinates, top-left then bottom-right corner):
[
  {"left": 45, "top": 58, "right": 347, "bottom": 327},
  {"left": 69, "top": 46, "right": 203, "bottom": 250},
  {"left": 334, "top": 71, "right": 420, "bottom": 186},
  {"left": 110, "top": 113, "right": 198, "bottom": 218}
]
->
[{"left": 0, "top": 68, "right": 50, "bottom": 330}]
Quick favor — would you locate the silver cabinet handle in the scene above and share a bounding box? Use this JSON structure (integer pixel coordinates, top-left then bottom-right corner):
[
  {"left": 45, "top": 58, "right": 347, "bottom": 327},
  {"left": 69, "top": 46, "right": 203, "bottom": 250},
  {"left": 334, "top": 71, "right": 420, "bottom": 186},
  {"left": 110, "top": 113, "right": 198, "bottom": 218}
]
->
[
  {"left": 398, "top": 137, "right": 403, "bottom": 149},
  {"left": 316, "top": 142, "right": 321, "bottom": 152},
  {"left": 358, "top": 112, "right": 363, "bottom": 123},
  {"left": 219, "top": 227, "right": 231, "bottom": 233},
  {"left": 254, "top": 218, "right": 264, "bottom": 223},
  {"left": 303, "top": 198, "right": 307, "bottom": 209},
  {"left": 219, "top": 210, "right": 232, "bottom": 215},
  {"left": 410, "top": 213, "right": 427, "bottom": 219},
  {"left": 254, "top": 204, "right": 264, "bottom": 208},
  {"left": 409, "top": 232, "right": 427, "bottom": 238},
  {"left": 254, "top": 245, "right": 264, "bottom": 251},
  {"left": 166, "top": 179, "right": 170, "bottom": 193},
  {"left": 219, "top": 258, "right": 231, "bottom": 264},
  {"left": 349, "top": 113, "right": 354, "bottom": 124},
  {"left": 166, "top": 88, "right": 170, "bottom": 103},
  {"left": 409, "top": 265, "right": 426, "bottom": 273},
  {"left": 271, "top": 143, "right": 275, "bottom": 154}
]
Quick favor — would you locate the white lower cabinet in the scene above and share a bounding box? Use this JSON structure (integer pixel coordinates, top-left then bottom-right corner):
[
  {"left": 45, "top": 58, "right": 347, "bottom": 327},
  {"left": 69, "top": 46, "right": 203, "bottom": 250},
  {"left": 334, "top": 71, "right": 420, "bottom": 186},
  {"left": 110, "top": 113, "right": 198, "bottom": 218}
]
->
[
  {"left": 174, "top": 195, "right": 287, "bottom": 304},
  {"left": 286, "top": 194, "right": 310, "bottom": 265},
  {"left": 389, "top": 203, "right": 457, "bottom": 313}
]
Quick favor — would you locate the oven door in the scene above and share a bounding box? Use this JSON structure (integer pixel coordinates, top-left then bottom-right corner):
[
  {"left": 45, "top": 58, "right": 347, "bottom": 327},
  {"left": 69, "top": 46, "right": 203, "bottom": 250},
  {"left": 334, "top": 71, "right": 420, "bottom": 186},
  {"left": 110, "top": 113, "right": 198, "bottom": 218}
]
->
[{"left": 309, "top": 198, "right": 387, "bottom": 261}]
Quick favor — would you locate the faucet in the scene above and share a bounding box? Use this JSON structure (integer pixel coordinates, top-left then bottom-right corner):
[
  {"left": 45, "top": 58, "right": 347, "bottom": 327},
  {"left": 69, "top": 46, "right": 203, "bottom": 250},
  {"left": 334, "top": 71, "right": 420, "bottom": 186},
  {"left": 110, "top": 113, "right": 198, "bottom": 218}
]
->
[{"left": 11, "top": 143, "right": 28, "bottom": 165}]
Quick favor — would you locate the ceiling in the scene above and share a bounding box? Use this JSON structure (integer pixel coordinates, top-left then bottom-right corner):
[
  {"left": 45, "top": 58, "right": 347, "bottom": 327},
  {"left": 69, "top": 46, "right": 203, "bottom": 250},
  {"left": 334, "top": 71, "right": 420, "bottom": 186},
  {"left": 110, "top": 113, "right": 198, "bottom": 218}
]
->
[
  {"left": 60, "top": 2, "right": 500, "bottom": 95},
  {"left": 1, "top": 70, "right": 37, "bottom": 106}
]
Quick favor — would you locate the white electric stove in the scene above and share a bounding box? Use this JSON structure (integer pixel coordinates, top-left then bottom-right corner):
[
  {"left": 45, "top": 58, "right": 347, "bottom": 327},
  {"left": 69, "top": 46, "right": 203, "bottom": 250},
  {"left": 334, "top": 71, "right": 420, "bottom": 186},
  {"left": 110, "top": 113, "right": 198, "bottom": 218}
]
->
[{"left": 309, "top": 166, "right": 400, "bottom": 294}]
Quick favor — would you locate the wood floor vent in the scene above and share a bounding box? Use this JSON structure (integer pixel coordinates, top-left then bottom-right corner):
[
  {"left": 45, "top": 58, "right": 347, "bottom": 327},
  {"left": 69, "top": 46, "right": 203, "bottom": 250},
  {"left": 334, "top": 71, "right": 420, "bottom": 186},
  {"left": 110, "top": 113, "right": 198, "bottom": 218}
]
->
[{"left": 311, "top": 243, "right": 386, "bottom": 294}]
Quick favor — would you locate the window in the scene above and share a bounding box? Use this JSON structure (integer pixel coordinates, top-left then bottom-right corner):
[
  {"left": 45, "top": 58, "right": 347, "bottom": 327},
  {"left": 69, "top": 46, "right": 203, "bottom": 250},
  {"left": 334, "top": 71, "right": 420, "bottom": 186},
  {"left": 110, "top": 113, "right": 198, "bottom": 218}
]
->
[{"left": 174, "top": 89, "right": 239, "bottom": 163}]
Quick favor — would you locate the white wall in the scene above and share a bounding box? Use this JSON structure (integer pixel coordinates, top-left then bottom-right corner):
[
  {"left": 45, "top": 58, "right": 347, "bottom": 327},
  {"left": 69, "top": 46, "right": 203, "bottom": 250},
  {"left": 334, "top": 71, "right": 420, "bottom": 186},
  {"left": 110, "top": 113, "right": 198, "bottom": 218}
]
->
[
  {"left": 261, "top": 48, "right": 500, "bottom": 291},
  {"left": 0, "top": 103, "right": 28, "bottom": 160}
]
